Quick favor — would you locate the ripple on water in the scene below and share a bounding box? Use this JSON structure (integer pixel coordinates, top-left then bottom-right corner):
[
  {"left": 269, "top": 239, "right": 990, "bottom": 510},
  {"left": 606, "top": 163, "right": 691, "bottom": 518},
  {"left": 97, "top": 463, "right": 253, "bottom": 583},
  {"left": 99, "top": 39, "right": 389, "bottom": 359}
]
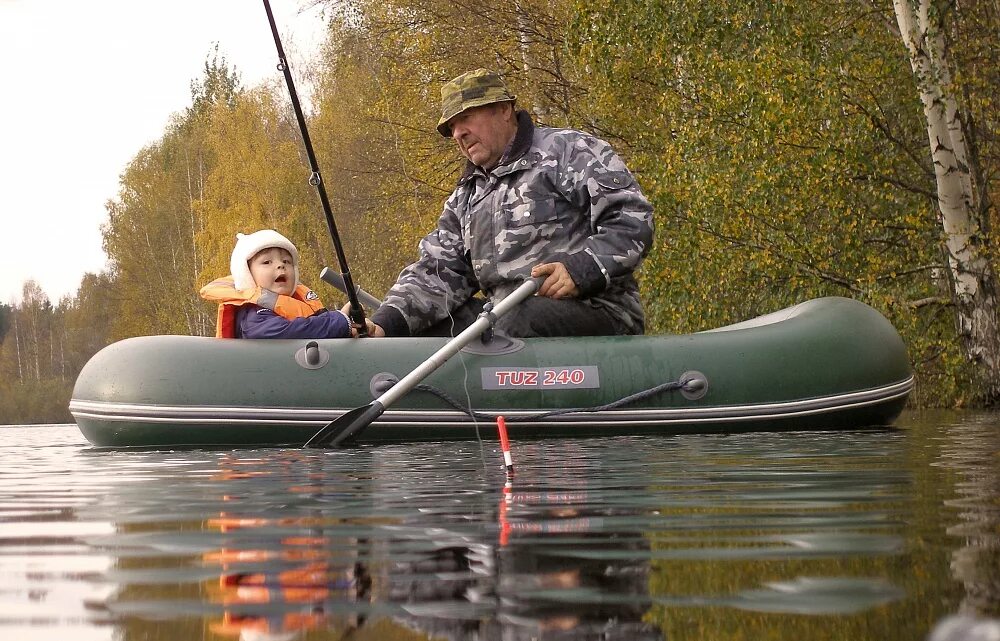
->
[{"left": 0, "top": 418, "right": 996, "bottom": 640}]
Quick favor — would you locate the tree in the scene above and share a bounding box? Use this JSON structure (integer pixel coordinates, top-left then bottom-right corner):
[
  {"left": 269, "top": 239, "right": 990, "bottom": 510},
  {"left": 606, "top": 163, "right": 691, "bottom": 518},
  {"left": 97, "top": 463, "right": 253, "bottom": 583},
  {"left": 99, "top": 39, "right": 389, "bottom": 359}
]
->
[
  {"left": 187, "top": 44, "right": 242, "bottom": 118},
  {"left": 62, "top": 272, "right": 116, "bottom": 376},
  {"left": 308, "top": 0, "right": 586, "bottom": 295},
  {"left": 103, "top": 51, "right": 243, "bottom": 339},
  {"left": 23, "top": 0, "right": 988, "bottom": 407},
  {"left": 0, "top": 281, "right": 77, "bottom": 424},
  {"left": 566, "top": 0, "right": 981, "bottom": 404},
  {"left": 193, "top": 86, "right": 336, "bottom": 303},
  {"left": 888, "top": 0, "right": 1000, "bottom": 400},
  {"left": 17, "top": 281, "right": 52, "bottom": 382},
  {"left": 0, "top": 303, "right": 11, "bottom": 344}
]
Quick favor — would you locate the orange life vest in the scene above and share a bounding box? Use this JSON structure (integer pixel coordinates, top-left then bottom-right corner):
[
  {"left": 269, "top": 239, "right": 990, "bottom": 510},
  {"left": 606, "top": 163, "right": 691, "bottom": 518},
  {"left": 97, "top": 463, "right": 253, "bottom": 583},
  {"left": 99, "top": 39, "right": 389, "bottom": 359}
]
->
[{"left": 199, "top": 276, "right": 325, "bottom": 338}]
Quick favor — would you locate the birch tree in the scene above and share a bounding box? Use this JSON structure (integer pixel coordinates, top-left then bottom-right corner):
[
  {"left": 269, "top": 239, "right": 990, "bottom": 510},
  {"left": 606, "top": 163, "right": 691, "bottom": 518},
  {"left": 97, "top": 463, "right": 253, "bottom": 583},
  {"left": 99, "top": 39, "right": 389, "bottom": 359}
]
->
[
  {"left": 103, "top": 53, "right": 241, "bottom": 339},
  {"left": 566, "top": 0, "right": 976, "bottom": 403},
  {"left": 890, "top": 0, "right": 1000, "bottom": 399}
]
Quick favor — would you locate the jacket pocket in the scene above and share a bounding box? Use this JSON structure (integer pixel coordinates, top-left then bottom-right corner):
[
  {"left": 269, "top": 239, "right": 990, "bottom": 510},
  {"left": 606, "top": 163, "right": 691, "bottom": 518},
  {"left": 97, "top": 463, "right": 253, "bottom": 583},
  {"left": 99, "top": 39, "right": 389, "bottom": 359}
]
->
[
  {"left": 591, "top": 170, "right": 634, "bottom": 195},
  {"left": 503, "top": 198, "right": 560, "bottom": 227}
]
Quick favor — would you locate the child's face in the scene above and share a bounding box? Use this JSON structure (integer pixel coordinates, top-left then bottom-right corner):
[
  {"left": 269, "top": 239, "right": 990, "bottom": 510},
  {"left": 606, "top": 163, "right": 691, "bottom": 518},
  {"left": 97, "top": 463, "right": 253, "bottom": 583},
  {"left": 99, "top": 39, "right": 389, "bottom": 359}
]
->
[{"left": 248, "top": 247, "right": 295, "bottom": 295}]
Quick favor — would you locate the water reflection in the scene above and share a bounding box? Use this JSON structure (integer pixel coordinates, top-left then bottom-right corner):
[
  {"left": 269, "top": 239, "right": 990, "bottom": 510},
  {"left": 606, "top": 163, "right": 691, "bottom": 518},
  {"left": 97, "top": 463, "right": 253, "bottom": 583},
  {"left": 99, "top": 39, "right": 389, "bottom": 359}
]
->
[
  {"left": 387, "top": 474, "right": 660, "bottom": 641},
  {"left": 937, "top": 413, "right": 1000, "bottom": 617},
  {"left": 203, "top": 503, "right": 371, "bottom": 637},
  {"left": 0, "top": 415, "right": 998, "bottom": 640}
]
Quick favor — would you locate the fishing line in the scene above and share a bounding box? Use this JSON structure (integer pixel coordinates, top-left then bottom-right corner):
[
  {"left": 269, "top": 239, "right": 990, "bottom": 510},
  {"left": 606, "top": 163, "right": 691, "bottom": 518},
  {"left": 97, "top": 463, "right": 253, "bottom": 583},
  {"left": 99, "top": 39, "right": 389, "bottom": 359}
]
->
[
  {"left": 458, "top": 344, "right": 489, "bottom": 472},
  {"left": 261, "top": 0, "right": 367, "bottom": 333},
  {"left": 411, "top": 378, "right": 690, "bottom": 421},
  {"left": 432, "top": 260, "right": 490, "bottom": 475}
]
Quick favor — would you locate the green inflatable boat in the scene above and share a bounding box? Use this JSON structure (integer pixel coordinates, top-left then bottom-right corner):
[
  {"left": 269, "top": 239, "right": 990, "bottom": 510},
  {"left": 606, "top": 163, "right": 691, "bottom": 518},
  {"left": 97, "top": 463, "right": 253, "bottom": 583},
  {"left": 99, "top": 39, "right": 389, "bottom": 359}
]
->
[{"left": 69, "top": 296, "right": 912, "bottom": 448}]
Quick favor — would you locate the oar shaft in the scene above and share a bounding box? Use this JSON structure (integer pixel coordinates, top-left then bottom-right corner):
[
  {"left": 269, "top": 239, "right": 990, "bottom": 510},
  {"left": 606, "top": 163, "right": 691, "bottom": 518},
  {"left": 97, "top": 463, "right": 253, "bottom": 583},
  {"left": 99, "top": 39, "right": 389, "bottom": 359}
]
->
[
  {"left": 378, "top": 279, "right": 540, "bottom": 406},
  {"left": 304, "top": 277, "right": 541, "bottom": 447}
]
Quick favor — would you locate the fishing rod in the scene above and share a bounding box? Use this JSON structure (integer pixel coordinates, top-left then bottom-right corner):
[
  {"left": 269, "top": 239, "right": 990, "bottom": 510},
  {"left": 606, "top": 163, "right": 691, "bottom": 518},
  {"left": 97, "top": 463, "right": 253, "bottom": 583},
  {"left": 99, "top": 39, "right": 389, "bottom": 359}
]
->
[{"left": 261, "top": 0, "right": 368, "bottom": 335}]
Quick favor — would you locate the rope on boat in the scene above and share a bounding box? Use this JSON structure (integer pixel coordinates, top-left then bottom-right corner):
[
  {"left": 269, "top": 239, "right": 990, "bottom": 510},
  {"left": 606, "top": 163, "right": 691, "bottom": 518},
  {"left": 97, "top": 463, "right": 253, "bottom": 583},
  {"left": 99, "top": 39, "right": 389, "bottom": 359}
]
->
[{"left": 412, "top": 379, "right": 687, "bottom": 422}]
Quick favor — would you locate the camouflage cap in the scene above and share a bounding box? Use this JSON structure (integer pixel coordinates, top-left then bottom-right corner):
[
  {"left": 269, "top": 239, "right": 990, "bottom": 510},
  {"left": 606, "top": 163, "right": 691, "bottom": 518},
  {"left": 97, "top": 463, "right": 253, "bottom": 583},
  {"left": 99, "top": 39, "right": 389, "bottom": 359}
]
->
[{"left": 436, "top": 69, "right": 516, "bottom": 137}]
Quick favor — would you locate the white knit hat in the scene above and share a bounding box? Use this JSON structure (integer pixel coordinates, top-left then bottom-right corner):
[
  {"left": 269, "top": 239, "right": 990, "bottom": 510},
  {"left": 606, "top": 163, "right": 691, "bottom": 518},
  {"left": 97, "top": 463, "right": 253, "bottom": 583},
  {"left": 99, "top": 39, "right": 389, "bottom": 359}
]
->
[{"left": 230, "top": 229, "right": 299, "bottom": 291}]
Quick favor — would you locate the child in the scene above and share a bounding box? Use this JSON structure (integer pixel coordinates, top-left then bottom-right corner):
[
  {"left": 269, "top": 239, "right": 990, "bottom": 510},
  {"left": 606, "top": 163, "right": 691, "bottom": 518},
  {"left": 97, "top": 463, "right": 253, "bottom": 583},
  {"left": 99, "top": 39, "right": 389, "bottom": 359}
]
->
[{"left": 200, "top": 229, "right": 353, "bottom": 339}]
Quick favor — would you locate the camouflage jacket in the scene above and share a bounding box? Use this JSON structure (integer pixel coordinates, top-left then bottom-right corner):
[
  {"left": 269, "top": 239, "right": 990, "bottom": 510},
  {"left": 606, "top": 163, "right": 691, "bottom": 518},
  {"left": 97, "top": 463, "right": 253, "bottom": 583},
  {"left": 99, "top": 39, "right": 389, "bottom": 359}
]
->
[{"left": 372, "top": 111, "right": 654, "bottom": 336}]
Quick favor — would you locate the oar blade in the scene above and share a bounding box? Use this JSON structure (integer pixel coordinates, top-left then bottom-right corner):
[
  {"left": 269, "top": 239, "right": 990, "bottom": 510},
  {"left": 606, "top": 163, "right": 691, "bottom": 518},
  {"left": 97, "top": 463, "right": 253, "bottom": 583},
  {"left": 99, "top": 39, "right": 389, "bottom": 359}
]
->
[{"left": 305, "top": 402, "right": 385, "bottom": 448}]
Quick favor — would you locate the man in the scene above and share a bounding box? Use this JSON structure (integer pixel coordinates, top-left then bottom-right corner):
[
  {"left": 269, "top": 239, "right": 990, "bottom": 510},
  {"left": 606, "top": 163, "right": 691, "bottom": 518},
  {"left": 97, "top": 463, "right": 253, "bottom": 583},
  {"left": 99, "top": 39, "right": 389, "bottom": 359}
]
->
[{"left": 367, "top": 68, "right": 654, "bottom": 338}]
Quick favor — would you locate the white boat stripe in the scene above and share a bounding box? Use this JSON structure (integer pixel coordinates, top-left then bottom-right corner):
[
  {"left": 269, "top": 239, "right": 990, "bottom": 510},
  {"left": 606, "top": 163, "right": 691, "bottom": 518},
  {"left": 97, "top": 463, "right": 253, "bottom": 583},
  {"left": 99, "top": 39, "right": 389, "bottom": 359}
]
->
[{"left": 69, "top": 377, "right": 913, "bottom": 427}]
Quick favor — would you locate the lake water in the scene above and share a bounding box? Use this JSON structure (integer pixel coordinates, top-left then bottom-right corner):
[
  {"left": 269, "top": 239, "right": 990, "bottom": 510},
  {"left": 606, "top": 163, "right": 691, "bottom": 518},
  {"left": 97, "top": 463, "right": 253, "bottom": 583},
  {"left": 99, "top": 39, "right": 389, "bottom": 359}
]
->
[{"left": 1, "top": 411, "right": 998, "bottom": 641}]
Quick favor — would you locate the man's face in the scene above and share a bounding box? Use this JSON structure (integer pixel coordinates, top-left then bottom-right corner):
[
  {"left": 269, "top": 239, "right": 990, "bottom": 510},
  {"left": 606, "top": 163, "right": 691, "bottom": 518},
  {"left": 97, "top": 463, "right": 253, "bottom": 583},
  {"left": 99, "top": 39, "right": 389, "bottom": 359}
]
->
[
  {"left": 248, "top": 247, "right": 295, "bottom": 295},
  {"left": 448, "top": 103, "right": 516, "bottom": 170}
]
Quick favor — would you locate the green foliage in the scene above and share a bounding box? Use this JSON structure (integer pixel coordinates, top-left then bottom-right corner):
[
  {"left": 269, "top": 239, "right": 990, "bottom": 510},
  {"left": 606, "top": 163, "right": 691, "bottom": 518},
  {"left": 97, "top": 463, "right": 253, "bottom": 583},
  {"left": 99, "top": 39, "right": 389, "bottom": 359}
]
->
[
  {"left": 945, "top": 0, "right": 999, "bottom": 227},
  {"left": 306, "top": 0, "right": 596, "bottom": 294},
  {"left": 103, "top": 50, "right": 246, "bottom": 339},
  {"left": 0, "top": 303, "right": 11, "bottom": 343},
  {"left": 0, "top": 379, "right": 73, "bottom": 425},
  {"left": 567, "top": 0, "right": 973, "bottom": 402},
  {"left": 63, "top": 272, "right": 116, "bottom": 374},
  {"left": 308, "top": 9, "right": 456, "bottom": 294},
  {"left": 187, "top": 45, "right": 242, "bottom": 118},
  {"left": 0, "top": 279, "right": 104, "bottom": 424}
]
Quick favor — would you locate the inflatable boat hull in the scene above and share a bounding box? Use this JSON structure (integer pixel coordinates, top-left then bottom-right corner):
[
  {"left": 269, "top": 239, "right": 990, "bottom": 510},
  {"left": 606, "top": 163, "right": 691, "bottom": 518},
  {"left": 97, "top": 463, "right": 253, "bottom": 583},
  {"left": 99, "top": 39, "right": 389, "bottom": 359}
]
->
[{"left": 69, "top": 297, "right": 913, "bottom": 447}]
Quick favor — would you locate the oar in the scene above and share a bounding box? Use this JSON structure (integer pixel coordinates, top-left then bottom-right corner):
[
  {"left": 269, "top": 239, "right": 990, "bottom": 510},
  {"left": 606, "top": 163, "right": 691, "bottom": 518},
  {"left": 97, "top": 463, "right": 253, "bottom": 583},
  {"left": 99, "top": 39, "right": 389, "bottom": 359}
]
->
[
  {"left": 319, "top": 267, "right": 382, "bottom": 311},
  {"left": 304, "top": 278, "right": 541, "bottom": 448}
]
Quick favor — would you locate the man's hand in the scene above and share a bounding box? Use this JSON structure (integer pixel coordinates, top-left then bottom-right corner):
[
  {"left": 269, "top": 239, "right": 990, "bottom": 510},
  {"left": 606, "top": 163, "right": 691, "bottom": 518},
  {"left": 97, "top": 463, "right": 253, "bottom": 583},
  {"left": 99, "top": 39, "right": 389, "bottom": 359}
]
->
[
  {"left": 340, "top": 302, "right": 386, "bottom": 337},
  {"left": 531, "top": 262, "right": 579, "bottom": 299}
]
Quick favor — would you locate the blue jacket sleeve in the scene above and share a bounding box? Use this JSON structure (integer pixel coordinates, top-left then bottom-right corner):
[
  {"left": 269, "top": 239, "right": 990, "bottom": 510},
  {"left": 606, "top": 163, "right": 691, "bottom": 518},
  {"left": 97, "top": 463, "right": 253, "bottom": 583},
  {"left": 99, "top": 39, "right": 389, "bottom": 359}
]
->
[{"left": 237, "top": 305, "right": 351, "bottom": 339}]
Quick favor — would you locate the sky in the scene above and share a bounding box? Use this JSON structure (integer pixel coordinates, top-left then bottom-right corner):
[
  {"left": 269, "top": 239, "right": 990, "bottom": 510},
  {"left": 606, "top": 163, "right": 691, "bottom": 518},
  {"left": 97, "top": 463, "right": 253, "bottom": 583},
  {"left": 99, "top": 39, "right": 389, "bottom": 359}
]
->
[{"left": 0, "top": 0, "right": 327, "bottom": 305}]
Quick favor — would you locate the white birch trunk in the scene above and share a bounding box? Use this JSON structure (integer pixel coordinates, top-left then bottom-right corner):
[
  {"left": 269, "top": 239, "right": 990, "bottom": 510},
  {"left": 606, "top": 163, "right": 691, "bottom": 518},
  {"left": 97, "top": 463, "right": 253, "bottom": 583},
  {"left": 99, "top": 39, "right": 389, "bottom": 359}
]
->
[
  {"left": 184, "top": 144, "right": 209, "bottom": 336},
  {"left": 29, "top": 312, "right": 39, "bottom": 382},
  {"left": 513, "top": 0, "right": 533, "bottom": 74},
  {"left": 13, "top": 316, "right": 22, "bottom": 382},
  {"left": 513, "top": 0, "right": 547, "bottom": 119},
  {"left": 893, "top": 0, "right": 1000, "bottom": 397}
]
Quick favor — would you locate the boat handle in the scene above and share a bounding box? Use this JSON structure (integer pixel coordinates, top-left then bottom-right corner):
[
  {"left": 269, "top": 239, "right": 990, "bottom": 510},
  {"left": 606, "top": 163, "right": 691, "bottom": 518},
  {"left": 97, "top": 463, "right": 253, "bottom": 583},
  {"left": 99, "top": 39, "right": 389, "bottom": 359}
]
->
[
  {"left": 295, "top": 341, "right": 331, "bottom": 370},
  {"left": 679, "top": 370, "right": 708, "bottom": 400}
]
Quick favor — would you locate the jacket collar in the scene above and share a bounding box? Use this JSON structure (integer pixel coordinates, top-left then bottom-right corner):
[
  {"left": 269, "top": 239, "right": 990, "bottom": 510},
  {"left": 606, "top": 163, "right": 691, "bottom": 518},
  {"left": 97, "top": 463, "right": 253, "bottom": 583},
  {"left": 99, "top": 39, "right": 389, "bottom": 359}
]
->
[{"left": 458, "top": 110, "right": 535, "bottom": 182}]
